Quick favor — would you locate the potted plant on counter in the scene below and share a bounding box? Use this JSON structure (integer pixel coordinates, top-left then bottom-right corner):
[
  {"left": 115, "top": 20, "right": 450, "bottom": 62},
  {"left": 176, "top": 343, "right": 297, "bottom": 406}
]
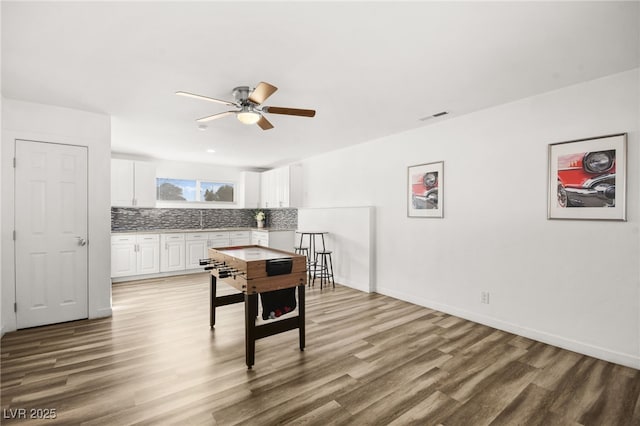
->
[{"left": 255, "top": 210, "right": 265, "bottom": 228}]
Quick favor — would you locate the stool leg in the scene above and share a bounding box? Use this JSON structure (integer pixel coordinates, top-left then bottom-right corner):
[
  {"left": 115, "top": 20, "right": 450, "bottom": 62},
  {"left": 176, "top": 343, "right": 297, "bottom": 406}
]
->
[
  {"left": 313, "top": 251, "right": 319, "bottom": 286},
  {"left": 303, "top": 248, "right": 311, "bottom": 286},
  {"left": 328, "top": 253, "right": 335, "bottom": 288},
  {"left": 319, "top": 253, "right": 325, "bottom": 290},
  {"left": 308, "top": 235, "right": 314, "bottom": 283}
]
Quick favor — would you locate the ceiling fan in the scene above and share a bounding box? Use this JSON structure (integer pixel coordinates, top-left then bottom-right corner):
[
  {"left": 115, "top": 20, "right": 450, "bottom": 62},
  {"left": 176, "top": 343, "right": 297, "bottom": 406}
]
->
[{"left": 176, "top": 82, "right": 316, "bottom": 130}]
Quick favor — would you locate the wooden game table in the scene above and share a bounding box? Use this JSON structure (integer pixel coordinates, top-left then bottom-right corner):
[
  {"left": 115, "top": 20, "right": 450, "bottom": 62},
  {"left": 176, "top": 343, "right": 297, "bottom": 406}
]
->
[{"left": 206, "top": 245, "right": 307, "bottom": 368}]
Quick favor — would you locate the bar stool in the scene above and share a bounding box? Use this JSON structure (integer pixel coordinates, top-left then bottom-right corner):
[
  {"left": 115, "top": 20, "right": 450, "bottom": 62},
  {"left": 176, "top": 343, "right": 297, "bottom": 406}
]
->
[
  {"left": 313, "top": 249, "right": 335, "bottom": 289},
  {"left": 294, "top": 245, "right": 309, "bottom": 258},
  {"left": 296, "top": 231, "right": 328, "bottom": 284}
]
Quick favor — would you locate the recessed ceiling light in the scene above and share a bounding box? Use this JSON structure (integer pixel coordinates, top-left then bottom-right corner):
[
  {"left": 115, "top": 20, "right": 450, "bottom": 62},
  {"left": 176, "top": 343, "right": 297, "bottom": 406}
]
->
[
  {"left": 206, "top": 149, "right": 216, "bottom": 153},
  {"left": 198, "top": 124, "right": 208, "bottom": 131}
]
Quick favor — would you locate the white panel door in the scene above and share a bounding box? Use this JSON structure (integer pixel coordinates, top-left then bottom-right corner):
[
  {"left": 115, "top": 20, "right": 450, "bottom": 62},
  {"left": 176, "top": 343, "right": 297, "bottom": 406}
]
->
[{"left": 15, "top": 140, "right": 88, "bottom": 328}]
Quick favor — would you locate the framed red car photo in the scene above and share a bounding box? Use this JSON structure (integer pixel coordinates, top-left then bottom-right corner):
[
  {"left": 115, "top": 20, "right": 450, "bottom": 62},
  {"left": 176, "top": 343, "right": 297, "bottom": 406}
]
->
[
  {"left": 408, "top": 161, "right": 444, "bottom": 218},
  {"left": 548, "top": 133, "right": 627, "bottom": 221}
]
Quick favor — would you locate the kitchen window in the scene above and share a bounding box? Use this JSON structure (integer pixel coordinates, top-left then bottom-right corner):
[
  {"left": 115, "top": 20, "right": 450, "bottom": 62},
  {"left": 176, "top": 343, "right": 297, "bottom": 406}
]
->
[{"left": 156, "top": 178, "right": 235, "bottom": 203}]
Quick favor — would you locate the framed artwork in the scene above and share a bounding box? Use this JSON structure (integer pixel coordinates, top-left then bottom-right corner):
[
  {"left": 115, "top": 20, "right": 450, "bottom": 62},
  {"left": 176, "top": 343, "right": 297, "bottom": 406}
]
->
[
  {"left": 408, "top": 161, "right": 444, "bottom": 218},
  {"left": 548, "top": 133, "right": 627, "bottom": 221}
]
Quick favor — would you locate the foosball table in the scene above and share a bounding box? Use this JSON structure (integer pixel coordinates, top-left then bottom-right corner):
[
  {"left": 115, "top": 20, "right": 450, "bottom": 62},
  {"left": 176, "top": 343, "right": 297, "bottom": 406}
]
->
[{"left": 201, "top": 245, "right": 307, "bottom": 368}]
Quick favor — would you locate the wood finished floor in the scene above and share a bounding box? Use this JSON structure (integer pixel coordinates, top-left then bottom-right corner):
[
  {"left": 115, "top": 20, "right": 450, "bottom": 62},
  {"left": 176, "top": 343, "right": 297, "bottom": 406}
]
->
[{"left": 1, "top": 273, "right": 639, "bottom": 426}]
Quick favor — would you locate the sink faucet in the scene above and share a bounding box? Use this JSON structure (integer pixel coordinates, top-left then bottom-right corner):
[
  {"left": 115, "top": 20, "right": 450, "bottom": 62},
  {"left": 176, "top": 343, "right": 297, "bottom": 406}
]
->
[{"left": 199, "top": 210, "right": 204, "bottom": 229}]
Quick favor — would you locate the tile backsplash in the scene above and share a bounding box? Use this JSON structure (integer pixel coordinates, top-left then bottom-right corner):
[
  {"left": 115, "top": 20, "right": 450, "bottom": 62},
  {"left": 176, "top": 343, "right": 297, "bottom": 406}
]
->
[{"left": 111, "top": 208, "right": 298, "bottom": 232}]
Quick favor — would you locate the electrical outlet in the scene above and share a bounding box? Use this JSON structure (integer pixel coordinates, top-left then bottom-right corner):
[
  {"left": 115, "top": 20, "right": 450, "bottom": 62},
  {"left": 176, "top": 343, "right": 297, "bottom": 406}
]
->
[{"left": 481, "top": 291, "right": 490, "bottom": 304}]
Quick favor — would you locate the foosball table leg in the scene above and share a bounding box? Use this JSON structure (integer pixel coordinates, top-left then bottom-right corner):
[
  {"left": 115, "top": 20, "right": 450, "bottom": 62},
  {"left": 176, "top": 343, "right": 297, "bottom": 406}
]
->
[
  {"left": 245, "top": 293, "right": 258, "bottom": 369},
  {"left": 298, "top": 284, "right": 305, "bottom": 351},
  {"left": 210, "top": 275, "right": 217, "bottom": 328}
]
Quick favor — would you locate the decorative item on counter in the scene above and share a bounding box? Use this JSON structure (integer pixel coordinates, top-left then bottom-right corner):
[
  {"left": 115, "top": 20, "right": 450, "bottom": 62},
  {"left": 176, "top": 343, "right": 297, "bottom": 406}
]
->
[{"left": 255, "top": 210, "right": 265, "bottom": 228}]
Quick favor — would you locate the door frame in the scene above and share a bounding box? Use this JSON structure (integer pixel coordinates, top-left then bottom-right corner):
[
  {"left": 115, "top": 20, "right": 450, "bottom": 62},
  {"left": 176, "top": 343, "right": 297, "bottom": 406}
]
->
[{"left": 13, "top": 139, "right": 90, "bottom": 328}]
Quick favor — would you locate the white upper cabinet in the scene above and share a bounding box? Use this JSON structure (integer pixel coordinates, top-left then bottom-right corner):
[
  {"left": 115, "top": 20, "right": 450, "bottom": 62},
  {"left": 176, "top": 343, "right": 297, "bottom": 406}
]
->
[
  {"left": 240, "top": 171, "right": 261, "bottom": 209},
  {"left": 260, "top": 164, "right": 302, "bottom": 208},
  {"left": 133, "top": 161, "right": 157, "bottom": 207},
  {"left": 111, "top": 160, "right": 134, "bottom": 207},
  {"left": 260, "top": 168, "right": 275, "bottom": 208},
  {"left": 111, "top": 159, "right": 156, "bottom": 207}
]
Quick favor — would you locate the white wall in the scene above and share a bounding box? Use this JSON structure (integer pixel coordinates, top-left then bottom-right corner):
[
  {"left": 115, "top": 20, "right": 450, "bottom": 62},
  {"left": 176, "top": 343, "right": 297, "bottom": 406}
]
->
[
  {"left": 300, "top": 69, "right": 640, "bottom": 369},
  {"left": 2, "top": 98, "right": 112, "bottom": 333},
  {"left": 0, "top": 3, "right": 3, "bottom": 335},
  {"left": 298, "top": 207, "right": 374, "bottom": 293}
]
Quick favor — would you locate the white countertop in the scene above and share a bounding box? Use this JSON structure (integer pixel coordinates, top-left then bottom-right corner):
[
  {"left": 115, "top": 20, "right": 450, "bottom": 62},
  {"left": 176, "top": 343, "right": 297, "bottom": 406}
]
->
[{"left": 111, "top": 227, "right": 295, "bottom": 234}]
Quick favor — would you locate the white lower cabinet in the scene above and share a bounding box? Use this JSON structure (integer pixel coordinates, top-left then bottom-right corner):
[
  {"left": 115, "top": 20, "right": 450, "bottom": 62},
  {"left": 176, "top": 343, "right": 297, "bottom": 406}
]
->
[
  {"left": 111, "top": 234, "right": 160, "bottom": 278},
  {"left": 111, "top": 235, "right": 137, "bottom": 278},
  {"left": 229, "top": 230, "right": 251, "bottom": 246},
  {"left": 113, "top": 229, "right": 295, "bottom": 279},
  {"left": 136, "top": 234, "right": 161, "bottom": 275},
  {"left": 207, "top": 231, "right": 230, "bottom": 249},
  {"left": 161, "top": 233, "right": 186, "bottom": 272},
  {"left": 186, "top": 232, "right": 209, "bottom": 269},
  {"left": 251, "top": 230, "right": 269, "bottom": 247},
  {"left": 250, "top": 230, "right": 295, "bottom": 252}
]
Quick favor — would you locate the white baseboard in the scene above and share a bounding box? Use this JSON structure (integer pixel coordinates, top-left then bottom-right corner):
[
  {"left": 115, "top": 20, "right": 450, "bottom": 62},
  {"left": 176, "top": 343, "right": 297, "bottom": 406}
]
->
[
  {"left": 334, "top": 275, "right": 372, "bottom": 293},
  {"left": 92, "top": 307, "right": 112, "bottom": 319},
  {"left": 111, "top": 268, "right": 206, "bottom": 283},
  {"left": 377, "top": 286, "right": 640, "bottom": 370}
]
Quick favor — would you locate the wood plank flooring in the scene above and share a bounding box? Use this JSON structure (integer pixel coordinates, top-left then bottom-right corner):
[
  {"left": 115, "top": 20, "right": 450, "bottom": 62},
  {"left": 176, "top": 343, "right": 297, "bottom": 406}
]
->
[{"left": 2, "top": 273, "right": 639, "bottom": 425}]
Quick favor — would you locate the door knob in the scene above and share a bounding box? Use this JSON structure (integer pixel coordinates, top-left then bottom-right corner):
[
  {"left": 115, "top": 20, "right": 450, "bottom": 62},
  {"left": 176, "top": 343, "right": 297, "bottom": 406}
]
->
[{"left": 76, "top": 237, "right": 87, "bottom": 246}]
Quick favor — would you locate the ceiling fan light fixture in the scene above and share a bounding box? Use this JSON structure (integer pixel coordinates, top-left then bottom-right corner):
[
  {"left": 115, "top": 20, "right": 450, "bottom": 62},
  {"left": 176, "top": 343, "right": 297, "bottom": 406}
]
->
[
  {"left": 237, "top": 109, "right": 261, "bottom": 125},
  {"left": 178, "top": 82, "right": 316, "bottom": 131}
]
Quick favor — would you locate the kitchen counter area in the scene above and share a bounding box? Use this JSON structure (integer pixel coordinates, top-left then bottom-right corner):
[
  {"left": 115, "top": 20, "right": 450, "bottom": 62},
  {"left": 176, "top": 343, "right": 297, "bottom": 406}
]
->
[
  {"left": 111, "top": 227, "right": 297, "bottom": 282},
  {"left": 111, "top": 206, "right": 297, "bottom": 232},
  {"left": 110, "top": 206, "right": 299, "bottom": 282},
  {"left": 112, "top": 227, "right": 296, "bottom": 234}
]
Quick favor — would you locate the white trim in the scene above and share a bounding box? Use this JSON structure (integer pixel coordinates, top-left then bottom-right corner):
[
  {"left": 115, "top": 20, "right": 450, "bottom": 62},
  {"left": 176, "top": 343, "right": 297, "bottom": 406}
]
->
[
  {"left": 333, "top": 275, "right": 371, "bottom": 293},
  {"left": 92, "top": 308, "right": 112, "bottom": 319},
  {"left": 378, "top": 285, "right": 640, "bottom": 370},
  {"left": 110, "top": 268, "right": 205, "bottom": 283}
]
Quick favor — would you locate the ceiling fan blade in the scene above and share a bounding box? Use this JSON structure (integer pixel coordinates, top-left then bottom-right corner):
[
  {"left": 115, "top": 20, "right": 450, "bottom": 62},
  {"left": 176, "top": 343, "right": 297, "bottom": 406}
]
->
[
  {"left": 263, "top": 106, "right": 316, "bottom": 117},
  {"left": 248, "top": 82, "right": 278, "bottom": 105},
  {"left": 196, "top": 111, "right": 235, "bottom": 123},
  {"left": 176, "top": 91, "right": 236, "bottom": 107},
  {"left": 257, "top": 115, "right": 274, "bottom": 130}
]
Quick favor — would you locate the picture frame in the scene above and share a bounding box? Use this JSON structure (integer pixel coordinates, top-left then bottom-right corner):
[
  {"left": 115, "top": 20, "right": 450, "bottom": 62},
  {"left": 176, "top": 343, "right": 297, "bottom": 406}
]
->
[
  {"left": 407, "top": 161, "right": 444, "bottom": 218},
  {"left": 548, "top": 133, "right": 627, "bottom": 221}
]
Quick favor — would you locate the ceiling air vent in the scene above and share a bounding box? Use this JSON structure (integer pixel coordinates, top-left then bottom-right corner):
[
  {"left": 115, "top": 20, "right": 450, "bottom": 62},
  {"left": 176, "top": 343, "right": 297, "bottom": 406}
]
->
[{"left": 419, "top": 111, "right": 449, "bottom": 122}]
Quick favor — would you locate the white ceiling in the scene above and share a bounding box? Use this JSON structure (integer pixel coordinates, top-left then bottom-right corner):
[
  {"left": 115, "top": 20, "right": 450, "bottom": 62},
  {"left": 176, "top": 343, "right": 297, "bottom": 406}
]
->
[{"left": 2, "top": 1, "right": 639, "bottom": 169}]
